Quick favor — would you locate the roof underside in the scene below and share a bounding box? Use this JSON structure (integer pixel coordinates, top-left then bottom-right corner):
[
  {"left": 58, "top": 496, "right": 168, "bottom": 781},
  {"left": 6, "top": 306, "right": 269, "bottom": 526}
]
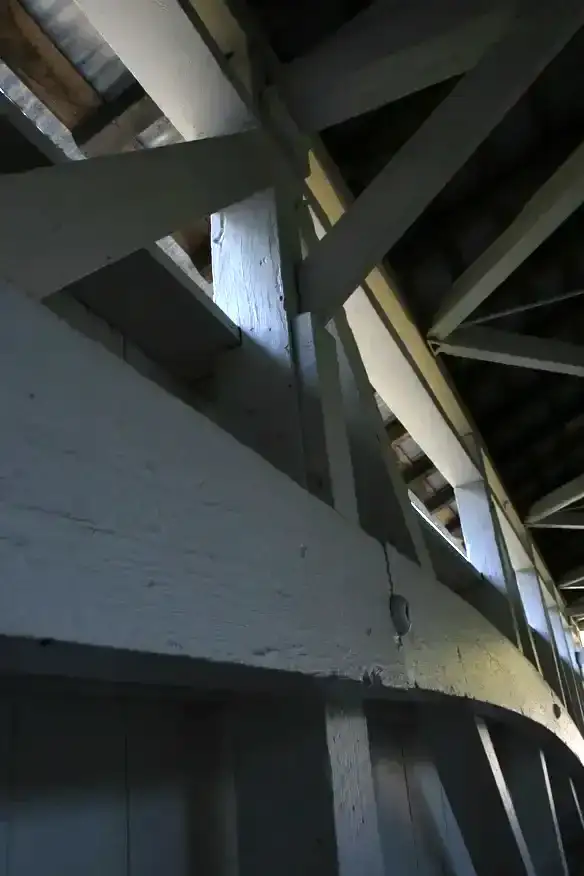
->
[{"left": 245, "top": 0, "right": 584, "bottom": 592}]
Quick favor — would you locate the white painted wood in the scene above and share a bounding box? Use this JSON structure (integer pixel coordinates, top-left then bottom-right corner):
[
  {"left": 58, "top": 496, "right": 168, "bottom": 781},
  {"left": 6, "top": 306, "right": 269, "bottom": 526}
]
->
[
  {"left": 528, "top": 474, "right": 584, "bottom": 524},
  {"left": 126, "top": 702, "right": 235, "bottom": 876},
  {"left": 0, "top": 133, "right": 274, "bottom": 299},
  {"left": 325, "top": 705, "right": 385, "bottom": 876},
  {"left": 279, "top": 2, "right": 513, "bottom": 131},
  {"left": 0, "top": 278, "right": 402, "bottom": 687},
  {"left": 10, "top": 694, "right": 127, "bottom": 876},
  {"left": 560, "top": 566, "right": 584, "bottom": 589},
  {"left": 437, "top": 326, "right": 584, "bottom": 377},
  {"left": 431, "top": 138, "right": 584, "bottom": 338},
  {"left": 300, "top": 1, "right": 584, "bottom": 318},
  {"left": 228, "top": 698, "right": 338, "bottom": 876},
  {"left": 209, "top": 187, "right": 306, "bottom": 482},
  {"left": 528, "top": 512, "right": 584, "bottom": 530},
  {"left": 73, "top": 0, "right": 250, "bottom": 139},
  {"left": 2, "top": 281, "right": 584, "bottom": 760}
]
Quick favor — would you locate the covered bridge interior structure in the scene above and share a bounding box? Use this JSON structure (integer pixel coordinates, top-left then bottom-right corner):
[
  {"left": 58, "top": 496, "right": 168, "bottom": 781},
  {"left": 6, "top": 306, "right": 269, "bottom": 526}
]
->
[{"left": 2, "top": 0, "right": 584, "bottom": 873}]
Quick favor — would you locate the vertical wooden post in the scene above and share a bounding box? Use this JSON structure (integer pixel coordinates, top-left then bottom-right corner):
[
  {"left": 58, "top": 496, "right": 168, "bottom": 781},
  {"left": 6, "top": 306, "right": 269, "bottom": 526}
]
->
[
  {"left": 549, "top": 608, "right": 584, "bottom": 729},
  {"left": 209, "top": 186, "right": 306, "bottom": 482},
  {"left": 455, "top": 473, "right": 538, "bottom": 667},
  {"left": 516, "top": 569, "right": 566, "bottom": 701}
]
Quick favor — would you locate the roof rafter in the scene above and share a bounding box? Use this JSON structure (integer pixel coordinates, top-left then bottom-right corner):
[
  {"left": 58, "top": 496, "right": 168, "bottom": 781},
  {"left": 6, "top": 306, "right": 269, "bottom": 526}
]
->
[
  {"left": 298, "top": 0, "right": 584, "bottom": 321},
  {"left": 527, "top": 473, "right": 584, "bottom": 524},
  {"left": 277, "top": 0, "right": 513, "bottom": 132},
  {"left": 528, "top": 512, "right": 584, "bottom": 530},
  {"left": 435, "top": 326, "right": 584, "bottom": 378},
  {"left": 430, "top": 137, "right": 584, "bottom": 339}
]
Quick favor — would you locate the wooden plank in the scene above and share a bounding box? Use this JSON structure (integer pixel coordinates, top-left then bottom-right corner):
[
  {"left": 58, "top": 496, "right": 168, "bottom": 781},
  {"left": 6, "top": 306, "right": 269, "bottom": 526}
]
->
[
  {"left": 10, "top": 693, "right": 127, "bottom": 876},
  {"left": 0, "top": 131, "right": 276, "bottom": 299},
  {"left": 424, "top": 707, "right": 537, "bottom": 876},
  {"left": 431, "top": 138, "right": 584, "bottom": 338},
  {"left": 279, "top": 1, "right": 513, "bottom": 131},
  {"left": 0, "top": 0, "right": 100, "bottom": 128},
  {"left": 299, "top": 1, "right": 584, "bottom": 319},
  {"left": 3, "top": 278, "right": 584, "bottom": 765},
  {"left": 126, "top": 701, "right": 236, "bottom": 876},
  {"left": 455, "top": 480, "right": 519, "bottom": 645},
  {"left": 227, "top": 697, "right": 338, "bottom": 876},
  {"left": 325, "top": 704, "right": 385, "bottom": 876},
  {"left": 492, "top": 726, "right": 569, "bottom": 876},
  {"left": 436, "top": 326, "right": 584, "bottom": 378}
]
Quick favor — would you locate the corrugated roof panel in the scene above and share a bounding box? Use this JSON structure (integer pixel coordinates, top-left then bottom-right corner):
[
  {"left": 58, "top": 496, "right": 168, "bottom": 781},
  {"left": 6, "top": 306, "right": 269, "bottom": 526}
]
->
[{"left": 20, "top": 0, "right": 133, "bottom": 97}]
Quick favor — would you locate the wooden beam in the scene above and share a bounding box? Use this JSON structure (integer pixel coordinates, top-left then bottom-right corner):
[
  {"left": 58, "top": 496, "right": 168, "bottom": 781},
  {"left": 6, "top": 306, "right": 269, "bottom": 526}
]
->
[
  {"left": 560, "top": 566, "right": 584, "bottom": 590},
  {"left": 0, "top": 131, "right": 275, "bottom": 298},
  {"left": 430, "top": 138, "right": 584, "bottom": 339},
  {"left": 2, "top": 275, "right": 581, "bottom": 764},
  {"left": 278, "top": 0, "right": 513, "bottom": 132},
  {"left": 528, "top": 513, "right": 584, "bottom": 530},
  {"left": 490, "top": 727, "right": 569, "bottom": 876},
  {"left": 0, "top": 0, "right": 100, "bottom": 128},
  {"left": 528, "top": 474, "right": 584, "bottom": 524},
  {"left": 299, "top": 2, "right": 584, "bottom": 319},
  {"left": 424, "top": 708, "right": 537, "bottom": 876},
  {"left": 435, "top": 326, "right": 584, "bottom": 378}
]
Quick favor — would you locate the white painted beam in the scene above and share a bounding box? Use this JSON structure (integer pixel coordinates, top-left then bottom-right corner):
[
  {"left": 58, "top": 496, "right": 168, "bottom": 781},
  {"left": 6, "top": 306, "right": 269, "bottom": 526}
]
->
[
  {"left": 278, "top": 1, "right": 513, "bottom": 131},
  {"left": 528, "top": 513, "right": 584, "bottom": 531},
  {"left": 435, "top": 326, "right": 584, "bottom": 377},
  {"left": 430, "top": 138, "right": 584, "bottom": 339},
  {"left": 299, "top": 1, "right": 584, "bottom": 319},
  {"left": 528, "top": 474, "right": 584, "bottom": 524},
  {"left": 0, "top": 132, "right": 274, "bottom": 298},
  {"left": 2, "top": 277, "right": 582, "bottom": 765},
  {"left": 73, "top": 0, "right": 249, "bottom": 139},
  {"left": 559, "top": 567, "right": 584, "bottom": 590}
]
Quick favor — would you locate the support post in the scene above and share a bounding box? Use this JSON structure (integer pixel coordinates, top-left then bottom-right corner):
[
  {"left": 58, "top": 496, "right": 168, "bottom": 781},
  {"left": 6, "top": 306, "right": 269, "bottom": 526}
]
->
[
  {"left": 516, "top": 569, "right": 567, "bottom": 702},
  {"left": 549, "top": 608, "right": 584, "bottom": 729},
  {"left": 455, "top": 474, "right": 538, "bottom": 664}
]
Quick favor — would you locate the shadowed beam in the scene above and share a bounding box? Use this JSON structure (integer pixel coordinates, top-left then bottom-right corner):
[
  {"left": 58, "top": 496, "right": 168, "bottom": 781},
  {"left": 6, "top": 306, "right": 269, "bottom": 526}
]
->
[
  {"left": 403, "top": 455, "right": 434, "bottom": 484},
  {"left": 560, "top": 567, "right": 584, "bottom": 590},
  {"left": 423, "top": 706, "right": 537, "bottom": 876},
  {"left": 528, "top": 474, "right": 584, "bottom": 524},
  {"left": 435, "top": 326, "right": 584, "bottom": 378},
  {"left": 299, "top": 1, "right": 584, "bottom": 320},
  {"left": 277, "top": 0, "right": 513, "bottom": 132},
  {"left": 528, "top": 513, "right": 584, "bottom": 530},
  {"left": 430, "top": 138, "right": 584, "bottom": 339},
  {"left": 0, "top": 131, "right": 275, "bottom": 298}
]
